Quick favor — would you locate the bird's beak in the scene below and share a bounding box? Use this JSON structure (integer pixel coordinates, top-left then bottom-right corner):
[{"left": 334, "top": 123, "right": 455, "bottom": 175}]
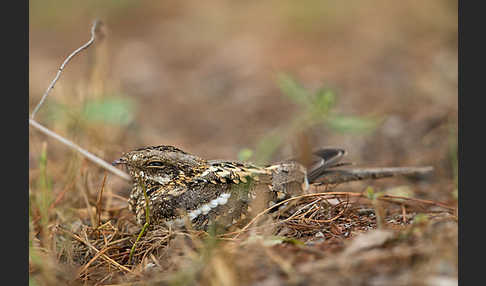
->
[{"left": 112, "top": 157, "right": 127, "bottom": 166}]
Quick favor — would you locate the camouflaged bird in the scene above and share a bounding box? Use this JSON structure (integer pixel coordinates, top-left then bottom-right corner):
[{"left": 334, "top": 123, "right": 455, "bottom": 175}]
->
[
  {"left": 112, "top": 145, "right": 352, "bottom": 230},
  {"left": 113, "top": 145, "right": 433, "bottom": 230}
]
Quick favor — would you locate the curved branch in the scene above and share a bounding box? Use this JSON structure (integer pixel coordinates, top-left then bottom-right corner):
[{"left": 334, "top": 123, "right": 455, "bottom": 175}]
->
[{"left": 30, "top": 20, "right": 101, "bottom": 119}]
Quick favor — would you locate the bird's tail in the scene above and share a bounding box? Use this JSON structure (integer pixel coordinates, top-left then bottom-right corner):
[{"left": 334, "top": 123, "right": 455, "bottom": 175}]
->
[
  {"left": 311, "top": 166, "right": 434, "bottom": 185},
  {"left": 307, "top": 148, "right": 434, "bottom": 185}
]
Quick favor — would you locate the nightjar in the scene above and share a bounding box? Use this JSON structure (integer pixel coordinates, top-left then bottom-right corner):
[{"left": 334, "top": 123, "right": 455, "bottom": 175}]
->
[{"left": 112, "top": 145, "right": 349, "bottom": 230}]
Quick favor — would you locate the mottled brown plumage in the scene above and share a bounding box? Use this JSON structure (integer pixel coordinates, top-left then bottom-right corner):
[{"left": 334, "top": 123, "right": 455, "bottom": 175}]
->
[{"left": 113, "top": 145, "right": 348, "bottom": 230}]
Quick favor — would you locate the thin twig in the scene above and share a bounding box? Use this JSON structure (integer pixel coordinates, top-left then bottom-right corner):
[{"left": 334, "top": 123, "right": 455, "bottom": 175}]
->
[
  {"left": 29, "top": 20, "right": 132, "bottom": 181},
  {"left": 401, "top": 204, "right": 407, "bottom": 224},
  {"left": 379, "top": 194, "right": 455, "bottom": 210},
  {"left": 29, "top": 119, "right": 131, "bottom": 181},
  {"left": 290, "top": 202, "right": 346, "bottom": 224},
  {"left": 30, "top": 20, "right": 101, "bottom": 119},
  {"left": 282, "top": 198, "right": 322, "bottom": 222},
  {"left": 96, "top": 173, "right": 108, "bottom": 228},
  {"left": 80, "top": 168, "right": 97, "bottom": 228},
  {"left": 48, "top": 177, "right": 76, "bottom": 211}
]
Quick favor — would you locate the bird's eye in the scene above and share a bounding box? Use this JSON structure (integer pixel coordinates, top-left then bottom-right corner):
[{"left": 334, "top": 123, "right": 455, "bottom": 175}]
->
[{"left": 147, "top": 161, "right": 164, "bottom": 167}]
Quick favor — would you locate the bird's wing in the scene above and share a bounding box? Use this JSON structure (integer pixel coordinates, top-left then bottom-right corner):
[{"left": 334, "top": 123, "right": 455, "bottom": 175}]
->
[{"left": 306, "top": 148, "right": 351, "bottom": 183}]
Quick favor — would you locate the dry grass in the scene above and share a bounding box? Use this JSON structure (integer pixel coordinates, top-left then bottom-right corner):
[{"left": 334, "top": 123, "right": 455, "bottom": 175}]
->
[
  {"left": 30, "top": 177, "right": 456, "bottom": 285},
  {"left": 30, "top": 2, "right": 457, "bottom": 285}
]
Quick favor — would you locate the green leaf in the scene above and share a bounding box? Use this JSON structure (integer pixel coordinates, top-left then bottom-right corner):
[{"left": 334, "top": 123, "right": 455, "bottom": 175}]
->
[
  {"left": 238, "top": 148, "right": 254, "bottom": 161},
  {"left": 82, "top": 96, "right": 135, "bottom": 125},
  {"left": 277, "top": 73, "right": 312, "bottom": 107},
  {"left": 365, "top": 186, "right": 375, "bottom": 200},
  {"left": 327, "top": 115, "right": 379, "bottom": 134},
  {"left": 312, "top": 88, "right": 336, "bottom": 114}
]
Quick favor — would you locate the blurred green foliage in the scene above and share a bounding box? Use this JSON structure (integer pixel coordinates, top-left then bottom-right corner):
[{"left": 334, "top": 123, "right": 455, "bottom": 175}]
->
[
  {"left": 242, "top": 74, "right": 380, "bottom": 164},
  {"left": 365, "top": 186, "right": 384, "bottom": 201},
  {"left": 237, "top": 148, "right": 254, "bottom": 162},
  {"left": 46, "top": 95, "right": 136, "bottom": 126},
  {"left": 81, "top": 96, "right": 135, "bottom": 125},
  {"left": 278, "top": 73, "right": 336, "bottom": 118},
  {"left": 278, "top": 74, "right": 380, "bottom": 133},
  {"left": 327, "top": 115, "right": 379, "bottom": 134}
]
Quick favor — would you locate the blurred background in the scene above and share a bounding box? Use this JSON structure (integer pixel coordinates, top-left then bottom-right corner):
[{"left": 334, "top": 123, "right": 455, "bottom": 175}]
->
[{"left": 29, "top": 0, "right": 457, "bottom": 205}]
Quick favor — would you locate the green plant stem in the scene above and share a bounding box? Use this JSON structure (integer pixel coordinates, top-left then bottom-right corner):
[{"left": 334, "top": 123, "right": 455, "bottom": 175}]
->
[{"left": 128, "top": 179, "right": 151, "bottom": 263}]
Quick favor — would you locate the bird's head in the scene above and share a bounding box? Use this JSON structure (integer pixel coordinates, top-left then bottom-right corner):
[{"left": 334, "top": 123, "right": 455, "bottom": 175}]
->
[{"left": 113, "top": 145, "right": 206, "bottom": 185}]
